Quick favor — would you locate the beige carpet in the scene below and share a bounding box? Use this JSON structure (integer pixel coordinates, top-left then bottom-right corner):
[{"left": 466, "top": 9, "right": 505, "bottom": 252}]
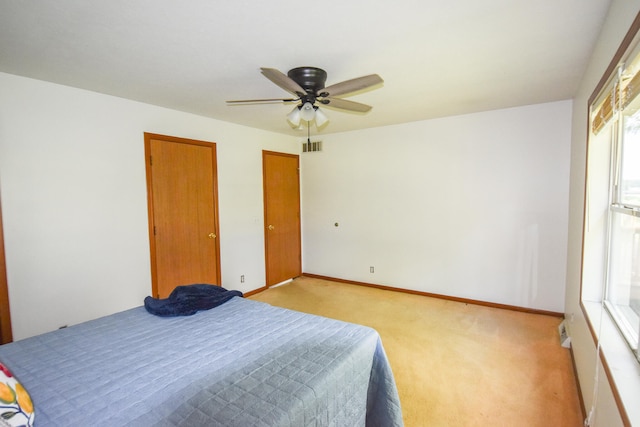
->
[{"left": 249, "top": 276, "right": 583, "bottom": 427}]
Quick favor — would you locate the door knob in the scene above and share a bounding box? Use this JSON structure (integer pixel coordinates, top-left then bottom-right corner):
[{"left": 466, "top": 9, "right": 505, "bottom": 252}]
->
[
  {"left": 208, "top": 233, "right": 216, "bottom": 239},
  {"left": 267, "top": 225, "right": 275, "bottom": 231}
]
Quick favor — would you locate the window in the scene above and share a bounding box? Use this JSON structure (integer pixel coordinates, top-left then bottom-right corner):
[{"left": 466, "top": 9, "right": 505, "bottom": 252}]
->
[
  {"left": 604, "top": 91, "right": 640, "bottom": 351},
  {"left": 585, "top": 39, "right": 640, "bottom": 358}
]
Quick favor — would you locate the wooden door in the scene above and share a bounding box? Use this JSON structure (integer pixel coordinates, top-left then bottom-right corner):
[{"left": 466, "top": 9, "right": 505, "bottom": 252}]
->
[
  {"left": 263, "top": 151, "right": 301, "bottom": 286},
  {"left": 0, "top": 196, "right": 12, "bottom": 344},
  {"left": 145, "top": 133, "right": 221, "bottom": 298}
]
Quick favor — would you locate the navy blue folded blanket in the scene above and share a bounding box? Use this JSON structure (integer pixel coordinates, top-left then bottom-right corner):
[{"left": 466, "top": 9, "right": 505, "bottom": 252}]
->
[{"left": 144, "top": 284, "right": 243, "bottom": 317}]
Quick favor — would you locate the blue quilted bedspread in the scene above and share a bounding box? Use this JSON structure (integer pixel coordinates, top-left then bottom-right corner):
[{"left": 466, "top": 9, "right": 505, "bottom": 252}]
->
[{"left": 0, "top": 297, "right": 403, "bottom": 426}]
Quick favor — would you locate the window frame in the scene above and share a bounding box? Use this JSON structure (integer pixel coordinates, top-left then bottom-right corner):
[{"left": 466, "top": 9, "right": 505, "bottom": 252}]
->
[
  {"left": 585, "top": 18, "right": 640, "bottom": 361},
  {"left": 580, "top": 12, "right": 640, "bottom": 426},
  {"left": 605, "top": 105, "right": 640, "bottom": 355}
]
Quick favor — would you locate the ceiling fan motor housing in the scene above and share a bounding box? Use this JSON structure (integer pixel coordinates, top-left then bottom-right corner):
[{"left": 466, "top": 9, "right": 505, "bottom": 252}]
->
[{"left": 287, "top": 67, "right": 327, "bottom": 95}]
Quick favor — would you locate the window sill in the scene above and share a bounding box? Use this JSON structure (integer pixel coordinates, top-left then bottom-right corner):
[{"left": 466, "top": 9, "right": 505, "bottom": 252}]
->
[{"left": 583, "top": 301, "right": 640, "bottom": 423}]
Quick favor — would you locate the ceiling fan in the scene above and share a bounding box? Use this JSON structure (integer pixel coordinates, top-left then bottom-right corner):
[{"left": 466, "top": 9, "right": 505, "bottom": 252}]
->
[{"left": 226, "top": 67, "right": 383, "bottom": 127}]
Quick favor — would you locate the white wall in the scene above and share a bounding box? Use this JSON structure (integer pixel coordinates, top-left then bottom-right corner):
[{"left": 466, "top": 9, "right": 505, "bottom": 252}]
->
[
  {"left": 565, "top": 1, "right": 640, "bottom": 425},
  {"left": 0, "top": 72, "right": 298, "bottom": 340},
  {"left": 302, "top": 101, "right": 572, "bottom": 313},
  {"left": 0, "top": 72, "right": 574, "bottom": 338}
]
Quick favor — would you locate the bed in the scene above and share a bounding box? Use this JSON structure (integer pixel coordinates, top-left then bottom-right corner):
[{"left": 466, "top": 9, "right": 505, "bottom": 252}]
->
[{"left": 0, "top": 296, "right": 403, "bottom": 426}]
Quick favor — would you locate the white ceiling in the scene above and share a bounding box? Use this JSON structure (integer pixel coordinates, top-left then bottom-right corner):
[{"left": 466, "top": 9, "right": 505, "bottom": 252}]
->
[{"left": 0, "top": 0, "right": 611, "bottom": 136}]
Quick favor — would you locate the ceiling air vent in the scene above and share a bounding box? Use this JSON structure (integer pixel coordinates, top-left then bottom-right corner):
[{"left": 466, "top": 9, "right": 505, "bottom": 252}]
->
[{"left": 302, "top": 140, "right": 322, "bottom": 153}]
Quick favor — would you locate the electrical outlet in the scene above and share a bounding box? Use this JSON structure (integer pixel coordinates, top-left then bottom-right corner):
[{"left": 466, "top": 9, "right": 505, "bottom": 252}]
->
[
  {"left": 370, "top": 266, "right": 374, "bottom": 273},
  {"left": 240, "top": 275, "right": 245, "bottom": 283}
]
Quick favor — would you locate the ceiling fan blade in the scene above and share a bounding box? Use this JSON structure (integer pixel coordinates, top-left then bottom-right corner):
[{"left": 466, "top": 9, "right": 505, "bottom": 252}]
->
[
  {"left": 260, "top": 68, "right": 307, "bottom": 96},
  {"left": 226, "top": 98, "right": 297, "bottom": 104},
  {"left": 320, "top": 74, "right": 383, "bottom": 97},
  {"left": 323, "top": 97, "right": 372, "bottom": 113}
]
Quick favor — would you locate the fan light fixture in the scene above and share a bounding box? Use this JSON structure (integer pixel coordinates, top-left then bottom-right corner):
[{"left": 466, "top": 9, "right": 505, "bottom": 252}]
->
[
  {"left": 314, "top": 107, "right": 329, "bottom": 127},
  {"left": 286, "top": 106, "right": 301, "bottom": 126},
  {"left": 286, "top": 103, "right": 329, "bottom": 127},
  {"left": 300, "top": 102, "right": 315, "bottom": 121}
]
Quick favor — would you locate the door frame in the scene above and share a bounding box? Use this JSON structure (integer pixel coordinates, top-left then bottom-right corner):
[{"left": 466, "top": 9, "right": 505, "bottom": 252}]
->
[
  {"left": 144, "top": 133, "right": 222, "bottom": 297},
  {"left": 0, "top": 196, "right": 13, "bottom": 343}
]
